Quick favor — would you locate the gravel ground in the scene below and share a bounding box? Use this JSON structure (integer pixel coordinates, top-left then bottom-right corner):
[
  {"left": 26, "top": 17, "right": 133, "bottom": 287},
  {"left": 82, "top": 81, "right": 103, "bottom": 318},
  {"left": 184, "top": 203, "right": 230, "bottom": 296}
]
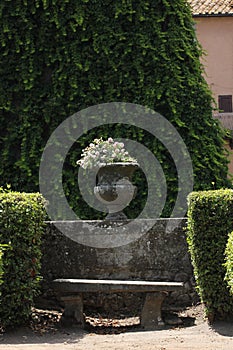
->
[{"left": 0, "top": 304, "right": 232, "bottom": 350}]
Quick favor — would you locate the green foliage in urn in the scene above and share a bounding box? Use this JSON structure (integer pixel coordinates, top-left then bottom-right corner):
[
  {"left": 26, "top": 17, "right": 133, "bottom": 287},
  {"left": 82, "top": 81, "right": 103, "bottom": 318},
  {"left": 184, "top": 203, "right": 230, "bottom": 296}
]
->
[
  {"left": 0, "top": 190, "right": 46, "bottom": 328},
  {"left": 0, "top": 0, "right": 231, "bottom": 219},
  {"left": 187, "top": 190, "right": 233, "bottom": 321},
  {"left": 225, "top": 231, "right": 233, "bottom": 295}
]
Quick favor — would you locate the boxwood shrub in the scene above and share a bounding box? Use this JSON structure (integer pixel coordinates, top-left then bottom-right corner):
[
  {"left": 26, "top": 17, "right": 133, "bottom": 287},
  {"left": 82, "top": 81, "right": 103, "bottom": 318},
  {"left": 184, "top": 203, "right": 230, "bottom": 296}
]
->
[
  {"left": 225, "top": 231, "right": 233, "bottom": 295},
  {"left": 0, "top": 245, "right": 5, "bottom": 288},
  {"left": 187, "top": 189, "right": 233, "bottom": 321},
  {"left": 0, "top": 191, "right": 45, "bottom": 328},
  {"left": 0, "top": 244, "right": 9, "bottom": 302}
]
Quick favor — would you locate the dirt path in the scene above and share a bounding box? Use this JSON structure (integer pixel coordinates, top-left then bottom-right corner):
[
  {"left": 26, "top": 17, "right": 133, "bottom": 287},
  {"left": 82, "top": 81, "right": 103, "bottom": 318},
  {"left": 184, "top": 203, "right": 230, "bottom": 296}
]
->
[{"left": 0, "top": 305, "right": 232, "bottom": 350}]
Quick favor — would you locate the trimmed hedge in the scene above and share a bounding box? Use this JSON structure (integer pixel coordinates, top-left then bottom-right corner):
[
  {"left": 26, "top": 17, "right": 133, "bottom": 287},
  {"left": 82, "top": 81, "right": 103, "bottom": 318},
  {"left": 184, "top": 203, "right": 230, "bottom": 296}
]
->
[
  {"left": 0, "top": 245, "right": 5, "bottom": 288},
  {"left": 187, "top": 189, "right": 233, "bottom": 321},
  {"left": 225, "top": 231, "right": 233, "bottom": 295},
  {"left": 0, "top": 191, "right": 45, "bottom": 328},
  {"left": 0, "top": 244, "right": 9, "bottom": 301}
]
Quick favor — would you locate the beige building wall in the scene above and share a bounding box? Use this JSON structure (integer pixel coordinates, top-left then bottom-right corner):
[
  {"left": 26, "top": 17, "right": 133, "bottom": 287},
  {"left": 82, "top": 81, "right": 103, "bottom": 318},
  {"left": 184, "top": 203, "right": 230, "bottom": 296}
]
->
[
  {"left": 195, "top": 16, "right": 233, "bottom": 106},
  {"left": 195, "top": 16, "right": 233, "bottom": 178}
]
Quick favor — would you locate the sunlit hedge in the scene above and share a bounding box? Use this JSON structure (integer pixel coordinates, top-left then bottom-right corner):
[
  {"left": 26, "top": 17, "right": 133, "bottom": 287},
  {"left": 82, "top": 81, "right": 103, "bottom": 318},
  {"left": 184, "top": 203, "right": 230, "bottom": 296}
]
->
[
  {"left": 225, "top": 231, "right": 233, "bottom": 295},
  {"left": 187, "top": 189, "right": 233, "bottom": 321},
  {"left": 0, "top": 191, "right": 45, "bottom": 328}
]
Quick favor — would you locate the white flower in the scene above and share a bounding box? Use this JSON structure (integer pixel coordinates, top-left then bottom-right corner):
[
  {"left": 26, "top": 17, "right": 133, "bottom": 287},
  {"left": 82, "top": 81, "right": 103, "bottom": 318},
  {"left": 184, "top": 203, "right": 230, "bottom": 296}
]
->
[{"left": 76, "top": 137, "right": 137, "bottom": 169}]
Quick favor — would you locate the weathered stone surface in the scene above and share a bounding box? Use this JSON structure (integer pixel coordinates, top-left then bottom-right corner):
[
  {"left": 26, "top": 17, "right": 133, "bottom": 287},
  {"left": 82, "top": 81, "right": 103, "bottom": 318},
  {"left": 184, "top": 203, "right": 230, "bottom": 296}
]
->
[
  {"left": 141, "top": 292, "right": 167, "bottom": 329},
  {"left": 53, "top": 279, "right": 184, "bottom": 293},
  {"left": 60, "top": 295, "right": 84, "bottom": 327},
  {"left": 53, "top": 279, "right": 183, "bottom": 328},
  {"left": 39, "top": 218, "right": 197, "bottom": 313}
]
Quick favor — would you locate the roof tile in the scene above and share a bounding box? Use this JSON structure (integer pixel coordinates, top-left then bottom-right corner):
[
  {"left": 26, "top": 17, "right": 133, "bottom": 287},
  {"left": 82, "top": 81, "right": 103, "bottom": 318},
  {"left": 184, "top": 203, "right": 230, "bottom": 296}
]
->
[{"left": 188, "top": 0, "right": 233, "bottom": 16}]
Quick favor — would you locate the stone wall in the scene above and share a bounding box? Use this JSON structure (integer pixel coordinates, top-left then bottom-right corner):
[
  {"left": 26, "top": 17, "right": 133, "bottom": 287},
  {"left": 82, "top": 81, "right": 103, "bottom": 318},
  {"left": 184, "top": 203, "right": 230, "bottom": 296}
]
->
[{"left": 39, "top": 219, "right": 197, "bottom": 314}]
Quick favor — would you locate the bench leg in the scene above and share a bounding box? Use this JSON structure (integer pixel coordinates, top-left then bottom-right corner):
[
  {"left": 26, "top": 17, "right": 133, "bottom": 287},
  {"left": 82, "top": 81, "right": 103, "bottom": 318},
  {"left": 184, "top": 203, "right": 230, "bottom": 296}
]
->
[
  {"left": 141, "top": 291, "right": 168, "bottom": 329},
  {"left": 60, "top": 294, "right": 84, "bottom": 327}
]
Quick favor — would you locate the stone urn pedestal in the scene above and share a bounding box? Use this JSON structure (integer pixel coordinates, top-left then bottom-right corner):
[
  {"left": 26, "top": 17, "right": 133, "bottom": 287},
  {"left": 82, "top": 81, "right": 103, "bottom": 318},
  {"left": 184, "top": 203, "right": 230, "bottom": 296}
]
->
[{"left": 94, "top": 162, "right": 139, "bottom": 220}]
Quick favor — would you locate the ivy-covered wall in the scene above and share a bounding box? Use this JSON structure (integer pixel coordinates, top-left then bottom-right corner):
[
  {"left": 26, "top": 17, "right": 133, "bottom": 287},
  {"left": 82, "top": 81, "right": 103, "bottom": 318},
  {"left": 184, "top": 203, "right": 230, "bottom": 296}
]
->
[{"left": 0, "top": 0, "right": 230, "bottom": 219}]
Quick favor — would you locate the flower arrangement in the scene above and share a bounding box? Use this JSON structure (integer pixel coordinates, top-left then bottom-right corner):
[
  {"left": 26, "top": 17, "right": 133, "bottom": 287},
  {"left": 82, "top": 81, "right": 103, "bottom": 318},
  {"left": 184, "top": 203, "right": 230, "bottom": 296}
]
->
[{"left": 77, "top": 137, "right": 137, "bottom": 169}]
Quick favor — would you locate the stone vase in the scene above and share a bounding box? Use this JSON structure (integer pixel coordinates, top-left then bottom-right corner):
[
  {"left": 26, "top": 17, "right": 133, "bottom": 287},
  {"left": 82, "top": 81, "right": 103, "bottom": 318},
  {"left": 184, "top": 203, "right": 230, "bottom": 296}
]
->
[{"left": 94, "top": 162, "right": 139, "bottom": 220}]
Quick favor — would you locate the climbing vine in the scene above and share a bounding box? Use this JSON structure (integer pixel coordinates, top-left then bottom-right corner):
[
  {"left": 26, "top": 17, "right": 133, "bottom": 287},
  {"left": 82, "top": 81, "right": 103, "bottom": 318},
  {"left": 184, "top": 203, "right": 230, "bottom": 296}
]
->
[{"left": 0, "top": 0, "right": 230, "bottom": 218}]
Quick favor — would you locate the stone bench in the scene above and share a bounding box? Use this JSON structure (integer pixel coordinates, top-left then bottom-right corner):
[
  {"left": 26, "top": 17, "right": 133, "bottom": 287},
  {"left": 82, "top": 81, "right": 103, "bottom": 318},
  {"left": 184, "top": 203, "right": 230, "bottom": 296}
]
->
[{"left": 53, "top": 278, "right": 184, "bottom": 329}]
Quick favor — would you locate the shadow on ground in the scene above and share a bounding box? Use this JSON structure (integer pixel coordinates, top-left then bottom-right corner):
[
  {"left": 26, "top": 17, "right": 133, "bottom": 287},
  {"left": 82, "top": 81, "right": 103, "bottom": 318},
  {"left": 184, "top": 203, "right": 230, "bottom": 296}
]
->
[
  {"left": 212, "top": 320, "right": 233, "bottom": 337},
  {"left": 0, "top": 326, "right": 85, "bottom": 345},
  {"left": 0, "top": 306, "right": 199, "bottom": 345}
]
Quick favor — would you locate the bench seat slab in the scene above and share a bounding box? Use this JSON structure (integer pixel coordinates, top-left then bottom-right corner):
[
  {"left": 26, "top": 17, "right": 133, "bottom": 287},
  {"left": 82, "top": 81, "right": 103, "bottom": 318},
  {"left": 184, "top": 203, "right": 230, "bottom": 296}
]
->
[{"left": 53, "top": 279, "right": 183, "bottom": 293}]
